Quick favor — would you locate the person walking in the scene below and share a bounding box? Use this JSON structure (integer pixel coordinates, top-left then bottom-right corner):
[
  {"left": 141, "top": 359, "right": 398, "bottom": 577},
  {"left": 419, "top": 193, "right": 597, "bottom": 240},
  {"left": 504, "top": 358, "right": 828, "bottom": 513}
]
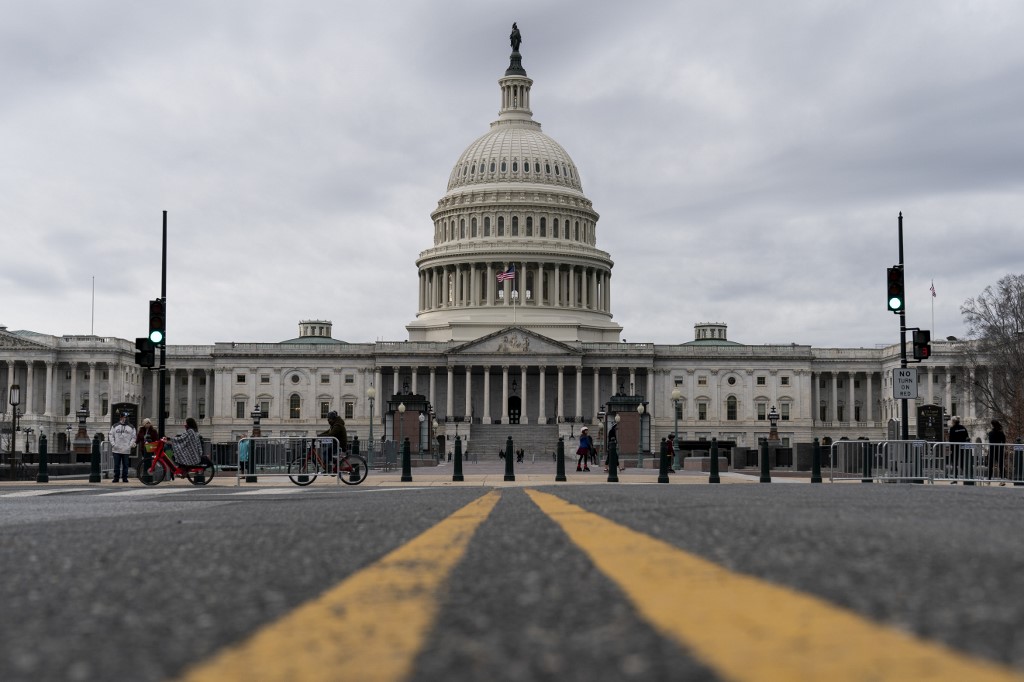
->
[
  {"left": 576, "top": 427, "right": 593, "bottom": 471},
  {"left": 665, "top": 433, "right": 677, "bottom": 473},
  {"left": 107, "top": 412, "right": 136, "bottom": 483},
  {"left": 948, "top": 416, "right": 970, "bottom": 481},
  {"left": 988, "top": 419, "right": 1007, "bottom": 481}
]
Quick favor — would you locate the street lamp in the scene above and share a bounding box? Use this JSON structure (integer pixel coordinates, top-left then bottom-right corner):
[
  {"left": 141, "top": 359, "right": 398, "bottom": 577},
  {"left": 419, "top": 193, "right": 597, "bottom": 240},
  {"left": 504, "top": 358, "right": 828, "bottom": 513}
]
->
[
  {"left": 366, "top": 386, "right": 376, "bottom": 465},
  {"left": 66, "top": 423, "right": 72, "bottom": 454},
  {"left": 768, "top": 405, "right": 780, "bottom": 442},
  {"left": 25, "top": 428, "right": 34, "bottom": 455},
  {"left": 432, "top": 418, "right": 439, "bottom": 460},
  {"left": 637, "top": 403, "right": 645, "bottom": 467},
  {"left": 671, "top": 388, "right": 682, "bottom": 467},
  {"left": 418, "top": 412, "right": 426, "bottom": 454},
  {"left": 8, "top": 384, "right": 21, "bottom": 456},
  {"left": 398, "top": 402, "right": 406, "bottom": 448}
]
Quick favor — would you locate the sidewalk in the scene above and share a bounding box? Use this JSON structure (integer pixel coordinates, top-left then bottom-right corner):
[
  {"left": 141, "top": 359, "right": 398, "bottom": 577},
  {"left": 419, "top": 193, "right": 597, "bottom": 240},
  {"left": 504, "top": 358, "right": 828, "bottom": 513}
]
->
[{"left": 0, "top": 459, "right": 800, "bottom": 489}]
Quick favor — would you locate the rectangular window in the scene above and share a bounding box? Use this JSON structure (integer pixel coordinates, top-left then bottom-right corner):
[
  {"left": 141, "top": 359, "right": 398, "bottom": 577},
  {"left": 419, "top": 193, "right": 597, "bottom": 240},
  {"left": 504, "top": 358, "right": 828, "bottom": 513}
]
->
[
  {"left": 951, "top": 402, "right": 958, "bottom": 416},
  {"left": 837, "top": 406, "right": 845, "bottom": 421},
  {"left": 854, "top": 380, "right": 861, "bottom": 389},
  {"left": 697, "top": 402, "right": 707, "bottom": 420},
  {"left": 260, "top": 400, "right": 270, "bottom": 416},
  {"left": 102, "top": 371, "right": 109, "bottom": 380},
  {"left": 179, "top": 401, "right": 187, "bottom": 419},
  {"left": 344, "top": 374, "right": 354, "bottom": 384},
  {"left": 756, "top": 376, "right": 766, "bottom": 386},
  {"left": 854, "top": 406, "right": 862, "bottom": 421},
  {"left": 837, "top": 380, "right": 844, "bottom": 389},
  {"left": 697, "top": 376, "right": 707, "bottom": 386},
  {"left": 780, "top": 376, "right": 790, "bottom": 386},
  {"left": 260, "top": 374, "right": 270, "bottom": 384},
  {"left": 102, "top": 398, "right": 109, "bottom": 415},
  {"left": 181, "top": 376, "right": 187, "bottom": 385},
  {"left": 780, "top": 403, "right": 790, "bottom": 421},
  {"left": 757, "top": 403, "right": 767, "bottom": 420},
  {"left": 321, "top": 374, "right": 330, "bottom": 384},
  {"left": 237, "top": 374, "right": 246, "bottom": 383},
  {"left": 674, "top": 404, "right": 682, "bottom": 420},
  {"left": 198, "top": 400, "right": 206, "bottom": 420},
  {"left": 320, "top": 401, "right": 331, "bottom": 419},
  {"left": 235, "top": 401, "right": 246, "bottom": 419},
  {"left": 344, "top": 401, "right": 355, "bottom": 420},
  {"left": 674, "top": 378, "right": 682, "bottom": 387},
  {"left": 820, "top": 405, "right": 828, "bottom": 421}
]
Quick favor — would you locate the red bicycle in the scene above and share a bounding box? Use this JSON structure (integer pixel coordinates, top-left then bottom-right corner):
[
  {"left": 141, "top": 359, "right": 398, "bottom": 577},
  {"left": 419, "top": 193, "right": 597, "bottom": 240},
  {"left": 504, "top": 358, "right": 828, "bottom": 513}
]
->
[{"left": 137, "top": 439, "right": 215, "bottom": 486}]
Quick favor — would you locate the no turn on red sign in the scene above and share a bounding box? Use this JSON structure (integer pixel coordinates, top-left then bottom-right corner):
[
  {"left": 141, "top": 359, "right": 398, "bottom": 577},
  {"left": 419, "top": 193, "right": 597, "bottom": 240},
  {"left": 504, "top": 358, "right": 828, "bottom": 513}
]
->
[{"left": 892, "top": 368, "right": 918, "bottom": 399}]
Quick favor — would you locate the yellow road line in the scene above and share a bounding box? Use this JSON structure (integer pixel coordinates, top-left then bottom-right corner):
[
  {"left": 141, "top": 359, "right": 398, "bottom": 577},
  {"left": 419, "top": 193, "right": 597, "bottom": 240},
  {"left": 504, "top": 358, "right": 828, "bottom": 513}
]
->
[
  {"left": 179, "top": 491, "right": 501, "bottom": 682},
  {"left": 525, "top": 489, "right": 1023, "bottom": 682}
]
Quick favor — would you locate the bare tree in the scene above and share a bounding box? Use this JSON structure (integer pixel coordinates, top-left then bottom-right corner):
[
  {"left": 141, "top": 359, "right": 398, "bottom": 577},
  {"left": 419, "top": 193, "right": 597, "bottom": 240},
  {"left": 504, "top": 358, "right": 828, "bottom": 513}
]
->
[{"left": 960, "top": 273, "right": 1024, "bottom": 440}]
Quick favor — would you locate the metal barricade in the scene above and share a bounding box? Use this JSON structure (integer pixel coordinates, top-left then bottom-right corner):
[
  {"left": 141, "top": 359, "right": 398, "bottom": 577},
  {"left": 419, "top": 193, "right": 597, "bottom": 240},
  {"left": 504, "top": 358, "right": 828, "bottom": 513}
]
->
[
  {"left": 235, "top": 436, "right": 341, "bottom": 486},
  {"left": 831, "top": 440, "right": 1019, "bottom": 484},
  {"left": 99, "top": 441, "right": 114, "bottom": 478},
  {"left": 929, "top": 441, "right": 1009, "bottom": 485}
]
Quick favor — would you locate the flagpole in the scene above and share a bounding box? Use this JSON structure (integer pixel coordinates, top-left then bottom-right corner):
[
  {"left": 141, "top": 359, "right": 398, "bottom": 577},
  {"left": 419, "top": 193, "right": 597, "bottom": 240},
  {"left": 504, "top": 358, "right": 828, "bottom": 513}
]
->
[{"left": 930, "top": 279, "right": 935, "bottom": 336}]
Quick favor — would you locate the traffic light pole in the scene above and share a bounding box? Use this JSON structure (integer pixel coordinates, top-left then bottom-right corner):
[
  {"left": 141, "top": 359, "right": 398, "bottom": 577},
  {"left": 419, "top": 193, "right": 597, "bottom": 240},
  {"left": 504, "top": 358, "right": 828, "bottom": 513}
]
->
[
  {"left": 897, "top": 212, "right": 909, "bottom": 442},
  {"left": 157, "top": 210, "right": 167, "bottom": 438}
]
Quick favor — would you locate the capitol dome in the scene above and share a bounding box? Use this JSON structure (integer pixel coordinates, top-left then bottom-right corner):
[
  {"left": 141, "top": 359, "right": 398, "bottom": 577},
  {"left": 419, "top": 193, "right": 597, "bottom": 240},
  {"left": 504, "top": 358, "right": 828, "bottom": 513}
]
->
[{"left": 407, "top": 28, "right": 622, "bottom": 344}]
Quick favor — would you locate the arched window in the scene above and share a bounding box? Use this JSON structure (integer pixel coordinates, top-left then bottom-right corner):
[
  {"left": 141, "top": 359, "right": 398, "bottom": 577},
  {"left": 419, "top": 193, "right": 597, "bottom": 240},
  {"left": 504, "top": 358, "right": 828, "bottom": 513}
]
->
[
  {"left": 511, "top": 216, "right": 518, "bottom": 236},
  {"left": 526, "top": 216, "right": 533, "bottom": 236},
  {"left": 555, "top": 165, "right": 560, "bottom": 176},
  {"left": 564, "top": 221, "right": 570, "bottom": 239},
  {"left": 545, "top": 163, "right": 551, "bottom": 174},
  {"left": 460, "top": 219, "right": 466, "bottom": 239},
  {"left": 500, "top": 160, "right": 507, "bottom": 172},
  {"left": 575, "top": 221, "right": 580, "bottom": 240},
  {"left": 535, "top": 162, "right": 541, "bottom": 173},
  {"left": 471, "top": 217, "right": 478, "bottom": 237},
  {"left": 490, "top": 161, "right": 495, "bottom": 172},
  {"left": 480, "top": 162, "right": 485, "bottom": 173},
  {"left": 540, "top": 217, "right": 546, "bottom": 237},
  {"left": 553, "top": 218, "right": 559, "bottom": 236},
  {"left": 484, "top": 216, "right": 491, "bottom": 236},
  {"left": 512, "top": 160, "right": 518, "bottom": 172},
  {"left": 497, "top": 216, "right": 505, "bottom": 236},
  {"left": 727, "top": 396, "right": 737, "bottom": 421},
  {"left": 290, "top": 394, "right": 301, "bottom": 419},
  {"left": 524, "top": 161, "right": 530, "bottom": 174}
]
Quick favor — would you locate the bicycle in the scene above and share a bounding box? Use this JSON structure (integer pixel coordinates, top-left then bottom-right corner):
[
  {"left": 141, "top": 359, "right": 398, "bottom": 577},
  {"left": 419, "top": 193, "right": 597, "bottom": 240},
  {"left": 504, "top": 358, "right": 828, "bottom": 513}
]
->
[
  {"left": 137, "top": 439, "right": 216, "bottom": 486},
  {"left": 288, "top": 439, "right": 367, "bottom": 486}
]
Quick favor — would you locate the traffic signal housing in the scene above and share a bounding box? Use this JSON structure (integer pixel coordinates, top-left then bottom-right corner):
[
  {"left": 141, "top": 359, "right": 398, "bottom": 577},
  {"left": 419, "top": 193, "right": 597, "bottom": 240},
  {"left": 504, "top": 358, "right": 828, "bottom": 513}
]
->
[
  {"left": 912, "top": 329, "right": 931, "bottom": 360},
  {"left": 148, "top": 298, "right": 166, "bottom": 344},
  {"left": 886, "top": 266, "right": 905, "bottom": 313},
  {"left": 135, "top": 337, "right": 155, "bottom": 368}
]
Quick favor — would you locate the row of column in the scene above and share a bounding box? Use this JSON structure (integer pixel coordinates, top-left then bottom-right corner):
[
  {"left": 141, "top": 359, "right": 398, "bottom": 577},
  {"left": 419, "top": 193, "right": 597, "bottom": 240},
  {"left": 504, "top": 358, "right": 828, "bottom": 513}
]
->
[
  {"left": 1, "top": 359, "right": 142, "bottom": 420},
  {"left": 812, "top": 371, "right": 878, "bottom": 423},
  {"left": 418, "top": 261, "right": 610, "bottom": 313},
  {"left": 662, "top": 369, "right": 813, "bottom": 423},
  {"left": 150, "top": 368, "right": 213, "bottom": 422}
]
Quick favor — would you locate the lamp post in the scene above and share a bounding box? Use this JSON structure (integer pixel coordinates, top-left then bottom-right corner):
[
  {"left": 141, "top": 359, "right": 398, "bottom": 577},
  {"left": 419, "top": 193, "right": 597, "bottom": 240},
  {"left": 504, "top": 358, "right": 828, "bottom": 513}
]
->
[
  {"left": 637, "top": 403, "right": 645, "bottom": 468},
  {"left": 398, "top": 402, "right": 406, "bottom": 450},
  {"left": 65, "top": 423, "right": 72, "bottom": 454},
  {"left": 366, "top": 386, "right": 376, "bottom": 467},
  {"left": 432, "top": 418, "right": 439, "bottom": 461},
  {"left": 247, "top": 405, "right": 262, "bottom": 482},
  {"left": 768, "top": 405, "right": 780, "bottom": 442},
  {"left": 8, "top": 384, "right": 20, "bottom": 456},
  {"left": 25, "top": 428, "right": 34, "bottom": 455},
  {"left": 671, "top": 388, "right": 682, "bottom": 468},
  {"left": 418, "top": 412, "right": 425, "bottom": 455}
]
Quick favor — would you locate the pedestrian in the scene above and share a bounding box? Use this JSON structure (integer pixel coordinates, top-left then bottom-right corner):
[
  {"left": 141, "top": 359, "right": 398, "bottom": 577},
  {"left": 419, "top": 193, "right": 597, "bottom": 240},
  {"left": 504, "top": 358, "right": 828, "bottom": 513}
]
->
[
  {"left": 604, "top": 422, "right": 618, "bottom": 471},
  {"left": 988, "top": 419, "right": 1007, "bottom": 481},
  {"left": 576, "top": 427, "right": 593, "bottom": 471},
  {"left": 498, "top": 448, "right": 504, "bottom": 460},
  {"left": 136, "top": 418, "right": 159, "bottom": 446},
  {"left": 665, "top": 433, "right": 677, "bottom": 473},
  {"left": 947, "top": 416, "right": 970, "bottom": 481},
  {"left": 107, "top": 412, "right": 136, "bottom": 483}
]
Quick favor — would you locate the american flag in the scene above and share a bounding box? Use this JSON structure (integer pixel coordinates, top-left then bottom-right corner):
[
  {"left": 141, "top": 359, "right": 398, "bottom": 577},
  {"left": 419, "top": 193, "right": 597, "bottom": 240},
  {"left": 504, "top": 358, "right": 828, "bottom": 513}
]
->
[
  {"left": 496, "top": 265, "right": 516, "bottom": 283},
  {"left": 930, "top": 280, "right": 936, "bottom": 298}
]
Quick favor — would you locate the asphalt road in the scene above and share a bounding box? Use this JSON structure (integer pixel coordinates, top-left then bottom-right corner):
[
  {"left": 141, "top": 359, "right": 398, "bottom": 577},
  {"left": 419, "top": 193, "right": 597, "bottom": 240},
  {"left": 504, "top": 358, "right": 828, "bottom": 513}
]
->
[{"left": 1, "top": 482, "right": 1022, "bottom": 681}]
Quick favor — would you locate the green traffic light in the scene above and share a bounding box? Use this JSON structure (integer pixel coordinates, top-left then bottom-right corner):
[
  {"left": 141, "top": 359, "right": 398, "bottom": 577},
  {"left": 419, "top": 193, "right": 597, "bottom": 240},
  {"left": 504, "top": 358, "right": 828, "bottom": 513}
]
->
[
  {"left": 149, "top": 329, "right": 164, "bottom": 344},
  {"left": 888, "top": 296, "right": 903, "bottom": 311}
]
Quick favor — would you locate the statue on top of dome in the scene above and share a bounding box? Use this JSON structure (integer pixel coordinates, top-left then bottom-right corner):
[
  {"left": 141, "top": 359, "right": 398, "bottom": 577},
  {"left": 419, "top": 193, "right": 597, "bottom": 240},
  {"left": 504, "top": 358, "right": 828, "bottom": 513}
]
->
[{"left": 510, "top": 23, "right": 522, "bottom": 52}]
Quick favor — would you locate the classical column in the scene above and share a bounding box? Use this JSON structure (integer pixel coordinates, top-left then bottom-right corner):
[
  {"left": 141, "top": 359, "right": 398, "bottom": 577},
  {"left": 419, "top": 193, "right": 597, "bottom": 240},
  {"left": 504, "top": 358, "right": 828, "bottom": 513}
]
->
[
  {"left": 831, "top": 373, "right": 839, "bottom": 422},
  {"left": 429, "top": 367, "right": 436, "bottom": 409},
  {"left": 520, "top": 366, "right": 529, "bottom": 424},
  {"left": 25, "top": 361, "right": 35, "bottom": 416},
  {"left": 411, "top": 368, "right": 418, "bottom": 396},
  {"left": 537, "top": 366, "right": 547, "bottom": 424},
  {"left": 44, "top": 361, "right": 54, "bottom": 416},
  {"left": 629, "top": 369, "right": 636, "bottom": 395},
  {"left": 647, "top": 370, "right": 654, "bottom": 416},
  {"left": 553, "top": 264, "right": 561, "bottom": 307},
  {"left": 168, "top": 369, "right": 178, "bottom": 422},
  {"left": 556, "top": 366, "right": 565, "bottom": 421},
  {"left": 464, "top": 366, "right": 472, "bottom": 420},
  {"left": 204, "top": 369, "right": 212, "bottom": 420},
  {"left": 482, "top": 366, "right": 492, "bottom": 423},
  {"left": 611, "top": 368, "right": 618, "bottom": 395},
  {"left": 151, "top": 369, "right": 159, "bottom": 420},
  {"left": 501, "top": 366, "right": 509, "bottom": 424},
  {"left": 568, "top": 266, "right": 576, "bottom": 309},
  {"left": 866, "top": 372, "right": 874, "bottom": 423},
  {"left": 186, "top": 368, "right": 195, "bottom": 418},
  {"left": 848, "top": 372, "right": 856, "bottom": 423},
  {"left": 88, "top": 362, "right": 97, "bottom": 420},
  {"left": 392, "top": 366, "right": 400, "bottom": 396},
  {"left": 592, "top": 368, "right": 601, "bottom": 421},
  {"left": 575, "top": 367, "right": 583, "bottom": 420},
  {"left": 486, "top": 264, "right": 495, "bottom": 306},
  {"left": 446, "top": 366, "right": 455, "bottom": 418}
]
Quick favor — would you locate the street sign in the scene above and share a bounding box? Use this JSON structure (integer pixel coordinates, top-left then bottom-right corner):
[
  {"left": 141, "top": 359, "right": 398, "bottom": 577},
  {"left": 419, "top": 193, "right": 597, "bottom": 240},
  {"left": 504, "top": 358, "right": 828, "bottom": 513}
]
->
[{"left": 892, "top": 368, "right": 918, "bottom": 399}]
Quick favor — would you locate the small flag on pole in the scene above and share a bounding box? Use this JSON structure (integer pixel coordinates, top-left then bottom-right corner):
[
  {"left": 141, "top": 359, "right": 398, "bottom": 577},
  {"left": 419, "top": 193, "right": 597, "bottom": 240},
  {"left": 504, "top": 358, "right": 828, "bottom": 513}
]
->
[
  {"left": 930, "top": 280, "right": 936, "bottom": 298},
  {"left": 497, "top": 264, "right": 516, "bottom": 283}
]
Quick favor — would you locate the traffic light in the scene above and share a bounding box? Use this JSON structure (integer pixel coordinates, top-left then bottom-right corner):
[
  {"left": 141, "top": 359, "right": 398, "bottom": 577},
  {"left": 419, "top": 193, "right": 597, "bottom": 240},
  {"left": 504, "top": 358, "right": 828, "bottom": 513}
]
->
[
  {"left": 913, "top": 329, "right": 931, "bottom": 360},
  {"left": 135, "top": 337, "right": 155, "bottom": 368},
  {"left": 886, "top": 266, "right": 905, "bottom": 313},
  {"left": 148, "top": 298, "right": 166, "bottom": 344}
]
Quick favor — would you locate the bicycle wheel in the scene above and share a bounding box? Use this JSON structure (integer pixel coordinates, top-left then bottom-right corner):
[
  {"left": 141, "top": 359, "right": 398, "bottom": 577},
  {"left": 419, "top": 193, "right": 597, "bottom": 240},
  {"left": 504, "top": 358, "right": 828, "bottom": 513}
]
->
[
  {"left": 187, "top": 456, "right": 216, "bottom": 486},
  {"left": 338, "top": 455, "right": 368, "bottom": 485},
  {"left": 139, "top": 460, "right": 166, "bottom": 486},
  {"left": 288, "top": 457, "right": 319, "bottom": 486}
]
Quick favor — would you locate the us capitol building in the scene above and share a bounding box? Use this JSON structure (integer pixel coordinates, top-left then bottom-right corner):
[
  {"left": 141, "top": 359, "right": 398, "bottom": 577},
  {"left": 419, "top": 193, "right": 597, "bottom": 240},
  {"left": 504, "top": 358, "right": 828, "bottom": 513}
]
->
[{"left": 0, "top": 30, "right": 981, "bottom": 456}]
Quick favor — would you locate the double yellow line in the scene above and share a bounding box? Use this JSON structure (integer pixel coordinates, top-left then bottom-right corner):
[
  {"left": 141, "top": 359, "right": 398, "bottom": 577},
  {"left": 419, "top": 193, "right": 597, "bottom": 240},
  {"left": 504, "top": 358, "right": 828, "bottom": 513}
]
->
[{"left": 181, "top": 490, "right": 1022, "bottom": 681}]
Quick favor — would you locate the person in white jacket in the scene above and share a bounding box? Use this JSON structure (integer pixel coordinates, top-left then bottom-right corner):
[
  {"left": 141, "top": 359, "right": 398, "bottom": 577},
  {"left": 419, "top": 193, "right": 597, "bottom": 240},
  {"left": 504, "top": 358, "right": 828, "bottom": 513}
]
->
[{"left": 108, "top": 412, "right": 137, "bottom": 483}]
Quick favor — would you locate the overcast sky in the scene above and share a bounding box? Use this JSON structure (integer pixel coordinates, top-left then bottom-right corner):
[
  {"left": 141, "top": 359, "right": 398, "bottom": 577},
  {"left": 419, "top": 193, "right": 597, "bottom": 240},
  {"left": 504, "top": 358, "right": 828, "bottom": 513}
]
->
[{"left": 3, "top": 1, "right": 1023, "bottom": 349}]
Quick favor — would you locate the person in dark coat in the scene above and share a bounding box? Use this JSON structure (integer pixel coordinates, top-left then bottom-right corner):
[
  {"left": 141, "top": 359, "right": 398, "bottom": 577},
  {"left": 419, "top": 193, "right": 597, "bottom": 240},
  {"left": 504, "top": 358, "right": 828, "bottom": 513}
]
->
[
  {"left": 318, "top": 410, "right": 348, "bottom": 469},
  {"left": 947, "top": 416, "right": 970, "bottom": 481},
  {"left": 988, "top": 419, "right": 1007, "bottom": 480}
]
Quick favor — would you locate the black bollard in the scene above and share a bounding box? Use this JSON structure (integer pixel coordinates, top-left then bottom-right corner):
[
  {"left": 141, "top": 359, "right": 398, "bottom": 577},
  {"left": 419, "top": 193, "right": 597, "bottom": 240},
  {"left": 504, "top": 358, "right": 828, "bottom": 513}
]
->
[
  {"left": 36, "top": 435, "right": 49, "bottom": 483},
  {"left": 504, "top": 436, "right": 515, "bottom": 482},
  {"left": 709, "top": 437, "right": 721, "bottom": 484},
  {"left": 657, "top": 438, "right": 669, "bottom": 484},
  {"left": 401, "top": 437, "right": 412, "bottom": 482},
  {"left": 811, "top": 437, "right": 823, "bottom": 483},
  {"left": 453, "top": 435, "right": 464, "bottom": 482},
  {"left": 89, "top": 434, "right": 102, "bottom": 483},
  {"left": 607, "top": 441, "right": 619, "bottom": 483},
  {"left": 759, "top": 438, "right": 771, "bottom": 483},
  {"left": 555, "top": 437, "right": 566, "bottom": 482}
]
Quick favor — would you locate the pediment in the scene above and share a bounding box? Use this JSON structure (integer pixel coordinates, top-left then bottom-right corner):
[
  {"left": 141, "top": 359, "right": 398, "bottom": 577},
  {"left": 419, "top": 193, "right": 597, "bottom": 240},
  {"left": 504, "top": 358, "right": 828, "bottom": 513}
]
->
[
  {"left": 0, "top": 330, "right": 53, "bottom": 351},
  {"left": 449, "top": 327, "right": 580, "bottom": 357}
]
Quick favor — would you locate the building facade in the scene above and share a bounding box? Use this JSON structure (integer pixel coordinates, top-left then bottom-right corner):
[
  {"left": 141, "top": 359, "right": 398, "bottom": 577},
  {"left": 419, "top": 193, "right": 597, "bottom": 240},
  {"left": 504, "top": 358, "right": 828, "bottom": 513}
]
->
[{"left": 0, "top": 34, "right": 990, "bottom": 455}]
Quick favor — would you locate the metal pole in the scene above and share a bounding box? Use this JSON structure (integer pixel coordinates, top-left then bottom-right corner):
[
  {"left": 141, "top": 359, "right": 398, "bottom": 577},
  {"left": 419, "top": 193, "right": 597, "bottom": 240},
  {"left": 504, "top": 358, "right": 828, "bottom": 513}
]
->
[
  {"left": 158, "top": 210, "right": 167, "bottom": 439},
  {"left": 898, "top": 212, "right": 909, "bottom": 442},
  {"left": 555, "top": 436, "right": 566, "bottom": 482}
]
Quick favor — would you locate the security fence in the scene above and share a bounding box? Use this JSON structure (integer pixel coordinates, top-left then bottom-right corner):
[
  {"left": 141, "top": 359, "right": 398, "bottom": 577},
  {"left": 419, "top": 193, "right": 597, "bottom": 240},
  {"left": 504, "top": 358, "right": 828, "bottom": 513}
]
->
[
  {"left": 234, "top": 436, "right": 343, "bottom": 486},
  {"left": 830, "top": 440, "right": 1024, "bottom": 484}
]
